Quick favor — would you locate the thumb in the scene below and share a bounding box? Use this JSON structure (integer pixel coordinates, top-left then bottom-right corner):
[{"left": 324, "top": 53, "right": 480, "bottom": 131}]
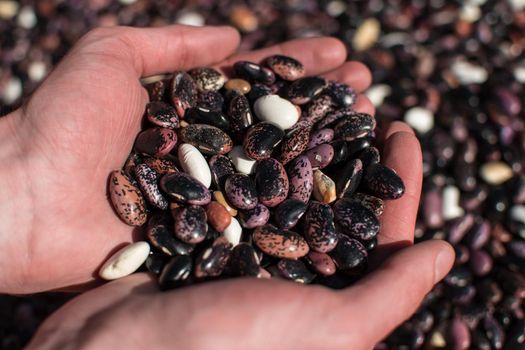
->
[
  {"left": 340, "top": 240, "right": 455, "bottom": 348},
  {"left": 67, "top": 24, "right": 241, "bottom": 77}
]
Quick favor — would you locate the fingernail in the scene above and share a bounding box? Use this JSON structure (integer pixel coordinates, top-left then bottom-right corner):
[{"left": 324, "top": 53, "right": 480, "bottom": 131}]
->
[{"left": 434, "top": 245, "right": 454, "bottom": 283}]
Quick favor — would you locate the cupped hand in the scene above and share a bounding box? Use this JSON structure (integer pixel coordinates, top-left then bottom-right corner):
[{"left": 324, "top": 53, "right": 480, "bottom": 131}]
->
[
  {"left": 26, "top": 120, "right": 454, "bottom": 349},
  {"left": 0, "top": 25, "right": 378, "bottom": 293},
  {"left": 1, "top": 24, "right": 455, "bottom": 348}
]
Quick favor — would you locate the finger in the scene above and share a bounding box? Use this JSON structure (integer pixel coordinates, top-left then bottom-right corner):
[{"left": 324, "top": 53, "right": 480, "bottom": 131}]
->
[
  {"left": 377, "top": 129, "right": 423, "bottom": 251},
  {"left": 76, "top": 25, "right": 241, "bottom": 77},
  {"left": 383, "top": 121, "right": 415, "bottom": 138},
  {"left": 353, "top": 94, "right": 375, "bottom": 116},
  {"left": 321, "top": 61, "right": 372, "bottom": 93},
  {"left": 377, "top": 120, "right": 415, "bottom": 144},
  {"left": 29, "top": 273, "right": 156, "bottom": 346},
  {"left": 52, "top": 279, "right": 105, "bottom": 293},
  {"left": 217, "top": 37, "right": 347, "bottom": 77},
  {"left": 338, "top": 241, "right": 455, "bottom": 348}
]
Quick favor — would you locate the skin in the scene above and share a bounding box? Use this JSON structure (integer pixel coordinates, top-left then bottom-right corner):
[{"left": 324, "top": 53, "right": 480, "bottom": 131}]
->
[{"left": 0, "top": 25, "right": 455, "bottom": 349}]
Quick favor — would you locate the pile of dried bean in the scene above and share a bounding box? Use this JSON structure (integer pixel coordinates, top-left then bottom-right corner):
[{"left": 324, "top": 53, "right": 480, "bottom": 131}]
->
[{"left": 104, "top": 55, "right": 404, "bottom": 290}]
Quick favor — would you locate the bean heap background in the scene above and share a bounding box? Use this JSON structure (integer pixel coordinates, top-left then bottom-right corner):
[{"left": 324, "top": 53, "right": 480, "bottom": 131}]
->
[
  {"left": 2, "top": 1, "right": 525, "bottom": 349},
  {"left": 105, "top": 56, "right": 405, "bottom": 290}
]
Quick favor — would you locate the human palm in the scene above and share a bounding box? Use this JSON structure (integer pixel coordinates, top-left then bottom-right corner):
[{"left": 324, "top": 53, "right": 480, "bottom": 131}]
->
[
  {"left": 0, "top": 25, "right": 455, "bottom": 349},
  {"left": 1, "top": 25, "right": 383, "bottom": 293}
]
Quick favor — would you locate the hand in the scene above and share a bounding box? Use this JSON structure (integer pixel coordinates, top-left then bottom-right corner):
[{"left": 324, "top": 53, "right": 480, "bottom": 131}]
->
[
  {"left": 3, "top": 24, "right": 455, "bottom": 348},
  {"left": 0, "top": 25, "right": 378, "bottom": 293},
  {"left": 26, "top": 122, "right": 454, "bottom": 349}
]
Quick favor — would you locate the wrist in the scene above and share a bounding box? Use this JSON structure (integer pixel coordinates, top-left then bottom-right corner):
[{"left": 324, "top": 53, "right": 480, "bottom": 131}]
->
[{"left": 0, "top": 110, "right": 33, "bottom": 293}]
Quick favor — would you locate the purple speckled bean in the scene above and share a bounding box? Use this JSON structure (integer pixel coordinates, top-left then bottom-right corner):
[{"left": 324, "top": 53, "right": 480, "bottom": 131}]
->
[
  {"left": 469, "top": 250, "right": 493, "bottom": 276},
  {"left": 134, "top": 127, "right": 177, "bottom": 158},
  {"left": 274, "top": 198, "right": 307, "bottom": 229},
  {"left": 286, "top": 76, "right": 326, "bottom": 105},
  {"left": 305, "top": 251, "right": 336, "bottom": 276},
  {"left": 305, "top": 201, "right": 338, "bottom": 253},
  {"left": 243, "top": 122, "right": 284, "bottom": 160},
  {"left": 253, "top": 224, "right": 309, "bottom": 259},
  {"left": 208, "top": 155, "right": 235, "bottom": 190},
  {"left": 351, "top": 193, "right": 384, "bottom": 217},
  {"left": 160, "top": 172, "right": 211, "bottom": 205},
  {"left": 264, "top": 55, "right": 305, "bottom": 81},
  {"left": 280, "top": 123, "right": 311, "bottom": 165},
  {"left": 224, "top": 174, "right": 258, "bottom": 210},
  {"left": 317, "top": 107, "right": 354, "bottom": 130},
  {"left": 325, "top": 81, "right": 357, "bottom": 108},
  {"left": 170, "top": 71, "right": 197, "bottom": 118},
  {"left": 286, "top": 156, "right": 313, "bottom": 203},
  {"left": 358, "top": 146, "right": 380, "bottom": 168},
  {"left": 336, "top": 159, "right": 363, "bottom": 199},
  {"left": 304, "top": 144, "right": 334, "bottom": 169},
  {"left": 146, "top": 101, "right": 179, "bottom": 129},
  {"left": 329, "top": 234, "right": 368, "bottom": 272},
  {"left": 234, "top": 61, "right": 275, "bottom": 85},
  {"left": 276, "top": 259, "right": 316, "bottom": 283},
  {"left": 334, "top": 112, "right": 375, "bottom": 141},
  {"left": 306, "top": 128, "right": 334, "bottom": 150},
  {"left": 333, "top": 199, "right": 380, "bottom": 241},
  {"left": 449, "top": 317, "right": 471, "bottom": 350},
  {"left": 447, "top": 214, "right": 475, "bottom": 244},
  {"left": 302, "top": 94, "right": 336, "bottom": 123},
  {"left": 194, "top": 237, "right": 232, "bottom": 278},
  {"left": 255, "top": 158, "right": 289, "bottom": 207},
  {"left": 508, "top": 240, "right": 525, "bottom": 259},
  {"left": 238, "top": 203, "right": 270, "bottom": 229},
  {"left": 483, "top": 316, "right": 505, "bottom": 349},
  {"left": 135, "top": 163, "right": 168, "bottom": 210},
  {"left": 424, "top": 187, "right": 443, "bottom": 229},
  {"left": 362, "top": 163, "right": 405, "bottom": 200},
  {"left": 466, "top": 220, "right": 491, "bottom": 250},
  {"left": 173, "top": 205, "right": 207, "bottom": 244}
]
